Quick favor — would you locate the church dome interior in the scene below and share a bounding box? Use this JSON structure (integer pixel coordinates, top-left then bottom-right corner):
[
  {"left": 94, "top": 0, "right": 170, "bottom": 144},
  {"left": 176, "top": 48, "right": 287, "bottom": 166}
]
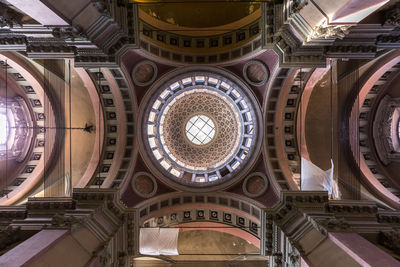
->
[
  {"left": 139, "top": 69, "right": 261, "bottom": 190},
  {"left": 0, "top": 0, "right": 400, "bottom": 266}
]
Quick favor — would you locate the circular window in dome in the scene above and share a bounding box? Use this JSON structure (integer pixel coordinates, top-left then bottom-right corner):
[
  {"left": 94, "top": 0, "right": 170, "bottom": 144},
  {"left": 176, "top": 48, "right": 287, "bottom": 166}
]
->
[
  {"left": 185, "top": 115, "right": 216, "bottom": 145},
  {"left": 139, "top": 68, "right": 262, "bottom": 191}
]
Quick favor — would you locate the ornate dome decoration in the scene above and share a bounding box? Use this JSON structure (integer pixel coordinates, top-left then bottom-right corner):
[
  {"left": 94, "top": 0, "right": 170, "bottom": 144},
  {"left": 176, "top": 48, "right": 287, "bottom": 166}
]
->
[
  {"left": 139, "top": 68, "right": 262, "bottom": 191},
  {"left": 131, "top": 172, "right": 158, "bottom": 198},
  {"left": 242, "top": 172, "right": 269, "bottom": 198},
  {"left": 137, "top": 1, "right": 262, "bottom": 64},
  {"left": 131, "top": 60, "right": 158, "bottom": 87},
  {"left": 243, "top": 60, "right": 269, "bottom": 87},
  {"left": 373, "top": 95, "right": 400, "bottom": 165}
]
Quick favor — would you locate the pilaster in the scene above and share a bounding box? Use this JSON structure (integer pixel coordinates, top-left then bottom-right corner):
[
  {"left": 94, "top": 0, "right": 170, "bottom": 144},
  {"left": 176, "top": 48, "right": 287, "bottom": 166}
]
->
[
  {"left": 266, "top": 191, "right": 400, "bottom": 267},
  {"left": 0, "top": 188, "right": 136, "bottom": 267}
]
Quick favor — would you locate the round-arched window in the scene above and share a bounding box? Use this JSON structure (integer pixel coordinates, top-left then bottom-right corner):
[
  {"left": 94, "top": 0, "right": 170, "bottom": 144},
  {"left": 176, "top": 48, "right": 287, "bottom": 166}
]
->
[{"left": 0, "top": 97, "right": 34, "bottom": 162}]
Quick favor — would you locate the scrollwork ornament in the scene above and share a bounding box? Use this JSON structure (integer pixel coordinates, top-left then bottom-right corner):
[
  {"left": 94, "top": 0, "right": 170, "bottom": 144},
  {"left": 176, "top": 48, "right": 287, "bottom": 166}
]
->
[
  {"left": 378, "top": 230, "right": 400, "bottom": 255},
  {"left": 0, "top": 226, "right": 21, "bottom": 250},
  {"left": 95, "top": 243, "right": 111, "bottom": 267},
  {"left": 385, "top": 3, "right": 400, "bottom": 27},
  {"left": 288, "top": 249, "right": 300, "bottom": 267},
  {"left": 0, "top": 3, "right": 23, "bottom": 28},
  {"left": 311, "top": 217, "right": 350, "bottom": 235},
  {"left": 290, "top": 0, "right": 308, "bottom": 16},
  {"left": 93, "top": 0, "right": 111, "bottom": 16},
  {"left": 52, "top": 26, "right": 85, "bottom": 40},
  {"left": 311, "top": 24, "right": 350, "bottom": 40},
  {"left": 51, "top": 213, "right": 84, "bottom": 228},
  {"left": 273, "top": 252, "right": 283, "bottom": 267}
]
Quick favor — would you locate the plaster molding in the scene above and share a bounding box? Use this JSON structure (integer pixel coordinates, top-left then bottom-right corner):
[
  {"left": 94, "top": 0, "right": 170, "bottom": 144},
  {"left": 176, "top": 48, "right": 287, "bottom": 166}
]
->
[{"left": 373, "top": 95, "right": 400, "bottom": 165}]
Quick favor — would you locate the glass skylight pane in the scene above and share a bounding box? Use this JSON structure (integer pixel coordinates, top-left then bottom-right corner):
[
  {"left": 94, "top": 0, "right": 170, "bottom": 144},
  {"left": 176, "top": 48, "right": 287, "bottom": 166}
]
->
[
  {"left": 202, "top": 124, "right": 212, "bottom": 135},
  {"left": 188, "top": 127, "right": 198, "bottom": 136},
  {"left": 208, "top": 130, "right": 215, "bottom": 139},
  {"left": 194, "top": 119, "right": 206, "bottom": 129},
  {"left": 196, "top": 131, "right": 206, "bottom": 141},
  {"left": 185, "top": 115, "right": 215, "bottom": 145},
  {"left": 187, "top": 132, "right": 195, "bottom": 141}
]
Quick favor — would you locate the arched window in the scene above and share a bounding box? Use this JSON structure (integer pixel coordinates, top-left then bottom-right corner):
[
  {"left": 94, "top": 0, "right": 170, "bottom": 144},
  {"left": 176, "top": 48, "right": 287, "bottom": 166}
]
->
[{"left": 0, "top": 97, "right": 34, "bottom": 162}]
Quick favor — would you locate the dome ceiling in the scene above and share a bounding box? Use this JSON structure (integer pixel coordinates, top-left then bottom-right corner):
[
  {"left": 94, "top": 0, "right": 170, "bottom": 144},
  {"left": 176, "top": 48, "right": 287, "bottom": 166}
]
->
[
  {"left": 136, "top": 0, "right": 262, "bottom": 64},
  {"left": 139, "top": 0, "right": 260, "bottom": 29},
  {"left": 139, "top": 68, "right": 262, "bottom": 191},
  {"left": 161, "top": 89, "right": 241, "bottom": 170}
]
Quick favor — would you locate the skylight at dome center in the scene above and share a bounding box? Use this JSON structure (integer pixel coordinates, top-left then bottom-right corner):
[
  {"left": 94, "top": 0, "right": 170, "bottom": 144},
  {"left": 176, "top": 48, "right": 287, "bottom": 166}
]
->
[
  {"left": 185, "top": 115, "right": 215, "bottom": 145},
  {"left": 0, "top": 113, "right": 8, "bottom": 145}
]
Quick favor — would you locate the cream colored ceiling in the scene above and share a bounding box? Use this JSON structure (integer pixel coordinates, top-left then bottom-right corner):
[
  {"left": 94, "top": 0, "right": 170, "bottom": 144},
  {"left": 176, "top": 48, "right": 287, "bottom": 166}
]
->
[{"left": 137, "top": 0, "right": 260, "bottom": 28}]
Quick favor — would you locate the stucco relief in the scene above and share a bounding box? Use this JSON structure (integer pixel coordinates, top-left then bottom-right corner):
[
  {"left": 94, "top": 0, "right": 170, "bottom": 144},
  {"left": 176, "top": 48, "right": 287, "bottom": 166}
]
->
[{"left": 373, "top": 95, "right": 400, "bottom": 165}]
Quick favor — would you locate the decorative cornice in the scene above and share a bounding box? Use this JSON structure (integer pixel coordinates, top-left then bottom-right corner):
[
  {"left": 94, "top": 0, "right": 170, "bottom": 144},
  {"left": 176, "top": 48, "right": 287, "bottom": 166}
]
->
[
  {"left": 0, "top": 3, "right": 23, "bottom": 28},
  {"left": 126, "top": 212, "right": 135, "bottom": 255},
  {"left": 264, "top": 213, "right": 274, "bottom": 256},
  {"left": 73, "top": 190, "right": 115, "bottom": 202},
  {"left": 261, "top": 1, "right": 400, "bottom": 67},
  {"left": 26, "top": 197, "right": 76, "bottom": 211},
  {"left": 52, "top": 26, "right": 86, "bottom": 40},
  {"left": 267, "top": 191, "right": 395, "bottom": 254},
  {"left": 326, "top": 201, "right": 378, "bottom": 214},
  {"left": 310, "top": 217, "right": 350, "bottom": 235},
  {"left": 0, "top": 1, "right": 139, "bottom": 66},
  {"left": 377, "top": 211, "right": 400, "bottom": 224},
  {"left": 0, "top": 34, "right": 27, "bottom": 54},
  {"left": 311, "top": 24, "right": 350, "bottom": 40},
  {"left": 50, "top": 214, "right": 84, "bottom": 228},
  {"left": 0, "top": 207, "right": 26, "bottom": 222}
]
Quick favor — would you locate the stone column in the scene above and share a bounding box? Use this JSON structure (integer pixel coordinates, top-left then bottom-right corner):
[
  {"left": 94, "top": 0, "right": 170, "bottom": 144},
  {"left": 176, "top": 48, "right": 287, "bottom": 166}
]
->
[
  {"left": 266, "top": 191, "right": 400, "bottom": 267},
  {"left": 0, "top": 188, "right": 135, "bottom": 267}
]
